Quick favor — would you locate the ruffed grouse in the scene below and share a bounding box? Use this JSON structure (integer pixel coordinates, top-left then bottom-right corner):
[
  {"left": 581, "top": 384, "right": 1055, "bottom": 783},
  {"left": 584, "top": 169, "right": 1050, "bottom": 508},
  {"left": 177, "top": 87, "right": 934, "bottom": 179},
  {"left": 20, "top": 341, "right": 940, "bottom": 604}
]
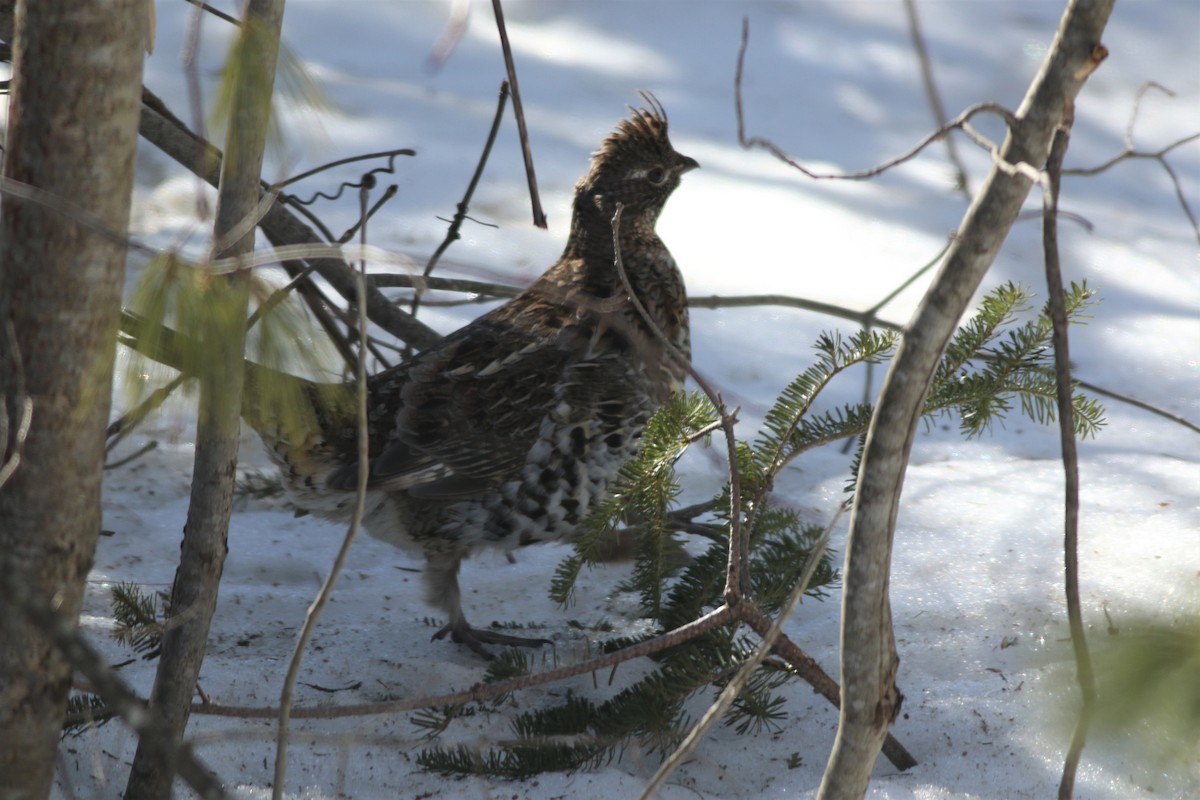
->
[{"left": 258, "top": 97, "right": 697, "bottom": 657}]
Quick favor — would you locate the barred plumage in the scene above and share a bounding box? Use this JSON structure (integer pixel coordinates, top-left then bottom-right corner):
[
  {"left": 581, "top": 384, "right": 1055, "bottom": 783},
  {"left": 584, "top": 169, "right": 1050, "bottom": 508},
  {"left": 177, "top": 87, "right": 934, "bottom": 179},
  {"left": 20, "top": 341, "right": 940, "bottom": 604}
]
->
[{"left": 262, "top": 96, "right": 697, "bottom": 657}]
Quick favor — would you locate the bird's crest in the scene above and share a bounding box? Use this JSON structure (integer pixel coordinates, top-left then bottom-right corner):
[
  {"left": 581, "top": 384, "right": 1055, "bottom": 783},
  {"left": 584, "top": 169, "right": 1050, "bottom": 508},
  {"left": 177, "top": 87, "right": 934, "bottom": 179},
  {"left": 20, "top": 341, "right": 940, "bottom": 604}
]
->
[{"left": 595, "top": 91, "right": 673, "bottom": 164}]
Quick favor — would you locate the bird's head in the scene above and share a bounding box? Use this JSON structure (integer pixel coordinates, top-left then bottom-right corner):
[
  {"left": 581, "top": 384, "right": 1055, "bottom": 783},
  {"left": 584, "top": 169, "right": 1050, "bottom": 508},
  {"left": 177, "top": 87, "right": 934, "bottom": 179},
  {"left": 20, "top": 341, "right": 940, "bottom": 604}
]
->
[{"left": 575, "top": 93, "right": 699, "bottom": 229}]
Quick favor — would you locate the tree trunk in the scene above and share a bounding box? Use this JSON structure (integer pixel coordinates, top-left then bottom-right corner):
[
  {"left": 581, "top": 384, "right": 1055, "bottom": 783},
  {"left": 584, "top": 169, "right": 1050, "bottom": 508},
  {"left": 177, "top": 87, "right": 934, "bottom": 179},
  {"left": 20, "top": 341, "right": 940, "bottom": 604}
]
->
[
  {"left": 124, "top": 2, "right": 286, "bottom": 797},
  {"left": 0, "top": 2, "right": 145, "bottom": 798},
  {"left": 817, "top": 2, "right": 1115, "bottom": 798}
]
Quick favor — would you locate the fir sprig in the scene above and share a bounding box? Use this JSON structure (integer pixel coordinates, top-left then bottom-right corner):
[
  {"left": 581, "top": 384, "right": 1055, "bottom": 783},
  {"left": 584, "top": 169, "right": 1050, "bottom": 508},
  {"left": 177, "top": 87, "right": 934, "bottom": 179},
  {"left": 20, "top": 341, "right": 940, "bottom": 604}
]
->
[
  {"left": 409, "top": 704, "right": 474, "bottom": 740},
  {"left": 62, "top": 694, "right": 115, "bottom": 736},
  {"left": 427, "top": 282, "right": 1106, "bottom": 779},
  {"left": 110, "top": 582, "right": 163, "bottom": 660},
  {"left": 755, "top": 328, "right": 898, "bottom": 474}
]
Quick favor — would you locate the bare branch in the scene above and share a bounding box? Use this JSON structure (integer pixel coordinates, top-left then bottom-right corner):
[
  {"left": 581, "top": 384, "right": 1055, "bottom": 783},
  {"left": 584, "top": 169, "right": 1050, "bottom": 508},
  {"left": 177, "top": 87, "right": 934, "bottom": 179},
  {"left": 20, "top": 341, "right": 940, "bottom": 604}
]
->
[
  {"left": 138, "top": 87, "right": 442, "bottom": 350},
  {"left": 818, "top": 4, "right": 1114, "bottom": 797},
  {"left": 643, "top": 503, "right": 846, "bottom": 800},
  {"left": 1044, "top": 97, "right": 1097, "bottom": 800},
  {"left": 490, "top": 0, "right": 546, "bottom": 228},
  {"left": 1074, "top": 378, "right": 1200, "bottom": 435},
  {"left": 411, "top": 80, "right": 511, "bottom": 322},
  {"left": 903, "top": 0, "right": 973, "bottom": 197},
  {"left": 736, "top": 18, "right": 1018, "bottom": 183},
  {"left": 273, "top": 184, "right": 376, "bottom": 800},
  {"left": 193, "top": 605, "right": 738, "bottom": 721}
]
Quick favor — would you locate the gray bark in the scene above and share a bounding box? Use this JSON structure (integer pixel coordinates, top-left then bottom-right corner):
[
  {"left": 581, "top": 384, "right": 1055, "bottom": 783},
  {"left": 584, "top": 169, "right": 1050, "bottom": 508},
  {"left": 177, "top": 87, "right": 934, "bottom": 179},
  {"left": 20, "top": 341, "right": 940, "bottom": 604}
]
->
[
  {"left": 817, "top": 1, "right": 1116, "bottom": 798},
  {"left": 0, "top": 2, "right": 145, "bottom": 798},
  {"left": 124, "top": 2, "right": 285, "bottom": 798}
]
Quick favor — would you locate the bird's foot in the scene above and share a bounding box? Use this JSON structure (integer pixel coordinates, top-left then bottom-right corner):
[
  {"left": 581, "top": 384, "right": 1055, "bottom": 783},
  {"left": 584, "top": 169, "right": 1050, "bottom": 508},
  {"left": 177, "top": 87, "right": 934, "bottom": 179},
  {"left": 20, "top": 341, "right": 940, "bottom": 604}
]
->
[{"left": 432, "top": 619, "right": 552, "bottom": 660}]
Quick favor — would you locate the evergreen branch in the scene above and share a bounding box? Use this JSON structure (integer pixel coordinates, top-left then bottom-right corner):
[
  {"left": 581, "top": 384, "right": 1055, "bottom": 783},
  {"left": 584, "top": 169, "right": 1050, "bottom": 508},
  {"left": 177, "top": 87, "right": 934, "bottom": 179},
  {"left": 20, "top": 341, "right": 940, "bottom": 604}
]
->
[
  {"left": 936, "top": 282, "right": 1030, "bottom": 381},
  {"left": 725, "top": 676, "right": 788, "bottom": 736},
  {"left": 643, "top": 501, "right": 847, "bottom": 798},
  {"left": 777, "top": 402, "right": 877, "bottom": 468},
  {"left": 755, "top": 330, "right": 897, "bottom": 476},
  {"left": 418, "top": 739, "right": 610, "bottom": 777},
  {"left": 409, "top": 704, "right": 472, "bottom": 740},
  {"left": 110, "top": 582, "right": 163, "bottom": 660},
  {"left": 548, "top": 555, "right": 585, "bottom": 607},
  {"left": 62, "top": 693, "right": 116, "bottom": 735}
]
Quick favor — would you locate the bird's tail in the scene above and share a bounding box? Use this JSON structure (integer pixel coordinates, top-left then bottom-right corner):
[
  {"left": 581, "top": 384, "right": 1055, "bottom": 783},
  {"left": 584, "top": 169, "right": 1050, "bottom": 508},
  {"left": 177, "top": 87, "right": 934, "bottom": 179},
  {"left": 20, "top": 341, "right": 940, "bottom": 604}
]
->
[{"left": 118, "top": 310, "right": 353, "bottom": 463}]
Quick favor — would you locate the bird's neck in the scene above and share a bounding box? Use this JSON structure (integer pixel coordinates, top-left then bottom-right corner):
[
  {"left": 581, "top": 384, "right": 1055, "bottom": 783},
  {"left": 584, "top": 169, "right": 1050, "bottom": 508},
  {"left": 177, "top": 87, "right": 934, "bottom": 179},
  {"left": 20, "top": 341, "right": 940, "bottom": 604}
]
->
[
  {"left": 550, "top": 201, "right": 688, "bottom": 357},
  {"left": 563, "top": 214, "right": 613, "bottom": 270},
  {"left": 559, "top": 202, "right": 664, "bottom": 297}
]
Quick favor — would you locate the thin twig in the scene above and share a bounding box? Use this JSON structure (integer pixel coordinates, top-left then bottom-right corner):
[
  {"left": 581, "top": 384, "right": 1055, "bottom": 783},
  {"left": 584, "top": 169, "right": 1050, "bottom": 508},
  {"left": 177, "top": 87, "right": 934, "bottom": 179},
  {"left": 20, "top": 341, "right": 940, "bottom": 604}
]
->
[
  {"left": 183, "top": 0, "right": 239, "bottom": 27},
  {"left": 1046, "top": 98, "right": 1096, "bottom": 800},
  {"left": 736, "top": 18, "right": 1018, "bottom": 182},
  {"left": 411, "top": 80, "right": 511, "bottom": 322},
  {"left": 338, "top": 184, "right": 398, "bottom": 245},
  {"left": 490, "top": 0, "right": 546, "bottom": 227},
  {"left": 272, "top": 148, "right": 415, "bottom": 195},
  {"left": 1063, "top": 126, "right": 1200, "bottom": 243},
  {"left": 609, "top": 203, "right": 747, "bottom": 598},
  {"left": 0, "top": 175, "right": 155, "bottom": 257},
  {"left": 643, "top": 502, "right": 847, "bottom": 799},
  {"left": 903, "top": 0, "right": 972, "bottom": 197},
  {"left": 369, "top": 273, "right": 520, "bottom": 299},
  {"left": 272, "top": 184, "right": 376, "bottom": 800},
  {"left": 103, "top": 440, "right": 158, "bottom": 470},
  {"left": 1073, "top": 378, "right": 1200, "bottom": 435},
  {"left": 864, "top": 239, "right": 952, "bottom": 319},
  {"left": 337, "top": 178, "right": 402, "bottom": 371},
  {"left": 106, "top": 375, "right": 187, "bottom": 452},
  {"left": 688, "top": 293, "right": 904, "bottom": 330},
  {"left": 1065, "top": 133, "right": 1200, "bottom": 175},
  {"left": 194, "top": 605, "right": 737, "bottom": 720}
]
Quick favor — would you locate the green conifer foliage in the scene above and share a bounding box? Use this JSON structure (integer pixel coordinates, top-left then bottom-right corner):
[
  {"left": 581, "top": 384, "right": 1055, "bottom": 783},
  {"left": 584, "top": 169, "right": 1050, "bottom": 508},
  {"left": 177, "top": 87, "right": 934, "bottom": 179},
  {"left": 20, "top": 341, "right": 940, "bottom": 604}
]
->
[{"left": 421, "top": 282, "right": 1105, "bottom": 776}]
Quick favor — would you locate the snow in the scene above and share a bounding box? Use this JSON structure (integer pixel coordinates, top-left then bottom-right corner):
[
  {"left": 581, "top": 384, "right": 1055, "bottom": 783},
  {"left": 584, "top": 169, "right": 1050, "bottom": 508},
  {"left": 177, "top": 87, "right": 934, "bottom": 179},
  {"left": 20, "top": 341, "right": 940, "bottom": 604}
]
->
[{"left": 61, "top": 0, "right": 1199, "bottom": 797}]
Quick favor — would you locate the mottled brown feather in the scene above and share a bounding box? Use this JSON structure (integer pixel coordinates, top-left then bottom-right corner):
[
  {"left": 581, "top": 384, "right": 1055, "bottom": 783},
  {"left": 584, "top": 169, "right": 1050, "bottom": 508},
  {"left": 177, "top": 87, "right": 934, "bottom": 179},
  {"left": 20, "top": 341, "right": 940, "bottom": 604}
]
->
[{"left": 259, "top": 97, "right": 697, "bottom": 656}]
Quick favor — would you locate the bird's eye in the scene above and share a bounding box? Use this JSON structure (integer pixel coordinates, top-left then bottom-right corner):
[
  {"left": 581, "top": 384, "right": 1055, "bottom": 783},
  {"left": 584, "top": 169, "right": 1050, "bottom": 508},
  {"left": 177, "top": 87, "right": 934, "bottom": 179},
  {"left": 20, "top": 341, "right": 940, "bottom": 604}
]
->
[{"left": 645, "top": 166, "right": 668, "bottom": 186}]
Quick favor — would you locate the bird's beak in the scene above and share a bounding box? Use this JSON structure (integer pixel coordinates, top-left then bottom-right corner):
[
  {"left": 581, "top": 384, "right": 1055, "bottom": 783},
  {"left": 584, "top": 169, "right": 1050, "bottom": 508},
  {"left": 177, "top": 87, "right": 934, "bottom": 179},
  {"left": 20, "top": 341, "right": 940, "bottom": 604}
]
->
[{"left": 677, "top": 154, "right": 700, "bottom": 174}]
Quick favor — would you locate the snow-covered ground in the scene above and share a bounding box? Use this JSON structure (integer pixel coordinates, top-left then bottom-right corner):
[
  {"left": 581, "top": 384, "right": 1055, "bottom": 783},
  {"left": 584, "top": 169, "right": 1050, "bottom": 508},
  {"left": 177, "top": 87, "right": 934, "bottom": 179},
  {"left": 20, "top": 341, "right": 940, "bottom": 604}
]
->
[{"left": 63, "top": 1, "right": 1200, "bottom": 797}]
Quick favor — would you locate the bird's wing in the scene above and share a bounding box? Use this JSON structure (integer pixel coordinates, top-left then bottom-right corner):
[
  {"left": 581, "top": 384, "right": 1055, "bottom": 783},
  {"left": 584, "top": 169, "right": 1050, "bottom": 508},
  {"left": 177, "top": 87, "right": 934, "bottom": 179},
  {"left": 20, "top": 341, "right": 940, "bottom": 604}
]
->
[{"left": 366, "top": 316, "right": 579, "bottom": 497}]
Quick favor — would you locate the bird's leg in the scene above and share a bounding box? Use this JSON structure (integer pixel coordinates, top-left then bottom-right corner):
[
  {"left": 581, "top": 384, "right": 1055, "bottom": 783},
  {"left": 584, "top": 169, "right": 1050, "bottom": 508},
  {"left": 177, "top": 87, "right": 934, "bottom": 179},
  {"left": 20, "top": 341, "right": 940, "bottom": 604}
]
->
[{"left": 424, "top": 548, "right": 552, "bottom": 659}]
